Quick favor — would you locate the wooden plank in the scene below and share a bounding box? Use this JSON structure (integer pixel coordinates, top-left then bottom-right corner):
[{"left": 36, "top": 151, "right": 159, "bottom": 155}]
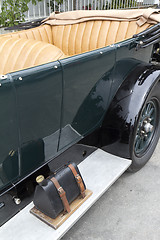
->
[{"left": 30, "top": 189, "right": 92, "bottom": 230}]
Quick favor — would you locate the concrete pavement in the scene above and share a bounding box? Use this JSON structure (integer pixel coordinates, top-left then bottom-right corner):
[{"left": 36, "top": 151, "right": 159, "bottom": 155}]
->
[{"left": 62, "top": 141, "right": 160, "bottom": 240}]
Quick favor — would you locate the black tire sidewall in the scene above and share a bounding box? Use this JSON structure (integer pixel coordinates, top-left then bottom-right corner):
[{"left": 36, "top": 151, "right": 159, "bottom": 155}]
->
[{"left": 129, "top": 82, "right": 160, "bottom": 172}]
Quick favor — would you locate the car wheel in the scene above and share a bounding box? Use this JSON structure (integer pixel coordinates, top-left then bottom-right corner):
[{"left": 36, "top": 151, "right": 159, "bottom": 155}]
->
[{"left": 128, "top": 84, "right": 160, "bottom": 172}]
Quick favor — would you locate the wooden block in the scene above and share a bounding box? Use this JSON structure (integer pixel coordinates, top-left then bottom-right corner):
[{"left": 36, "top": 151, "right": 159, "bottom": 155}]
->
[{"left": 30, "top": 189, "right": 92, "bottom": 230}]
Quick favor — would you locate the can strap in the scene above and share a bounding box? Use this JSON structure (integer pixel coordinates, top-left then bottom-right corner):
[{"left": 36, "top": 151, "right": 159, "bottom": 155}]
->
[
  {"left": 51, "top": 177, "right": 71, "bottom": 213},
  {"left": 68, "top": 164, "right": 86, "bottom": 198}
]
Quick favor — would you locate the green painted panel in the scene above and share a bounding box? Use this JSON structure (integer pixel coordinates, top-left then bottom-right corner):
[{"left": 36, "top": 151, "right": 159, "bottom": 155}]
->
[
  {"left": 59, "top": 47, "right": 116, "bottom": 150},
  {"left": 10, "top": 62, "right": 63, "bottom": 179},
  {"left": 0, "top": 76, "right": 19, "bottom": 192},
  {"left": 108, "top": 38, "right": 153, "bottom": 103}
]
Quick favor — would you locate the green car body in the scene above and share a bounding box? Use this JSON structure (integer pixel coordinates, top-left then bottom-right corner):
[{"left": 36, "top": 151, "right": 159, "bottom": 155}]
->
[{"left": 0, "top": 34, "right": 154, "bottom": 193}]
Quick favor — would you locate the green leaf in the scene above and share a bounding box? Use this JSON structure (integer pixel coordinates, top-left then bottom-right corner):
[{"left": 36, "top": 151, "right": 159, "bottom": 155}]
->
[{"left": 0, "top": 0, "right": 44, "bottom": 27}]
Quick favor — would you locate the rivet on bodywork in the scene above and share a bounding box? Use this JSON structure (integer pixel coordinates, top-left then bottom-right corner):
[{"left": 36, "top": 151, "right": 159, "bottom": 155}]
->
[
  {"left": 54, "top": 66, "right": 58, "bottom": 69},
  {"left": 19, "top": 77, "right": 23, "bottom": 81},
  {"left": 13, "top": 197, "right": 21, "bottom": 205},
  {"left": 0, "top": 75, "right": 7, "bottom": 80},
  {"left": 100, "top": 51, "right": 103, "bottom": 55}
]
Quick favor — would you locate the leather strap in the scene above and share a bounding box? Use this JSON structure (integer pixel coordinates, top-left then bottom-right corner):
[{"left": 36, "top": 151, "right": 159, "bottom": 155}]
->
[
  {"left": 68, "top": 164, "right": 85, "bottom": 198},
  {"left": 50, "top": 177, "right": 71, "bottom": 213}
]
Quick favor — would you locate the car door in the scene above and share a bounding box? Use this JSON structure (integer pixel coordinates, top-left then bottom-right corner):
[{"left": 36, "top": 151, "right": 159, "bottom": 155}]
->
[
  {"left": 58, "top": 46, "right": 116, "bottom": 151},
  {"left": 9, "top": 61, "right": 63, "bottom": 179},
  {"left": 0, "top": 75, "right": 19, "bottom": 192}
]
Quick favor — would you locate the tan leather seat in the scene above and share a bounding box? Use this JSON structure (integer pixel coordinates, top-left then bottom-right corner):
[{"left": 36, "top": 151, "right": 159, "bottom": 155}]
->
[
  {"left": 2, "top": 20, "right": 151, "bottom": 56},
  {"left": 0, "top": 20, "right": 151, "bottom": 74},
  {"left": 0, "top": 37, "right": 66, "bottom": 74},
  {"left": 51, "top": 21, "right": 151, "bottom": 55},
  {"left": 1, "top": 25, "right": 53, "bottom": 44}
]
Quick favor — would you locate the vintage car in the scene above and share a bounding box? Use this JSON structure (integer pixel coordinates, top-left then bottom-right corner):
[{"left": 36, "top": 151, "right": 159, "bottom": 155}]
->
[{"left": 1, "top": 8, "right": 160, "bottom": 238}]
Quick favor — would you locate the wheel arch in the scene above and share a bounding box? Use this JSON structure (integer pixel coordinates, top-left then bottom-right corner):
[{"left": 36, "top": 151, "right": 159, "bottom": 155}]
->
[{"left": 101, "top": 63, "right": 160, "bottom": 159}]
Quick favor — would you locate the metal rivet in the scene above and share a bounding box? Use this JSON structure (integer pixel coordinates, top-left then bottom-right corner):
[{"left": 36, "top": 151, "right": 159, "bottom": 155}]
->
[
  {"left": 54, "top": 66, "right": 58, "bottom": 69},
  {"left": 19, "top": 77, "right": 23, "bottom": 81},
  {"left": 0, "top": 75, "right": 7, "bottom": 80},
  {"left": 13, "top": 197, "right": 21, "bottom": 205},
  {"left": 0, "top": 83, "right": 2, "bottom": 87},
  {"left": 139, "top": 41, "right": 143, "bottom": 45},
  {"left": 100, "top": 51, "right": 103, "bottom": 54}
]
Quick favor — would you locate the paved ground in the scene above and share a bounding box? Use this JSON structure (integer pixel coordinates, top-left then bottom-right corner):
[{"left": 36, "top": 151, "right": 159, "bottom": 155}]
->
[{"left": 62, "top": 141, "right": 160, "bottom": 240}]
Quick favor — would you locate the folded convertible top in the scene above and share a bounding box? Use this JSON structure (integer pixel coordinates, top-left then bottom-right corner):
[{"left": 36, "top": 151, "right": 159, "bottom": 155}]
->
[{"left": 43, "top": 8, "right": 160, "bottom": 27}]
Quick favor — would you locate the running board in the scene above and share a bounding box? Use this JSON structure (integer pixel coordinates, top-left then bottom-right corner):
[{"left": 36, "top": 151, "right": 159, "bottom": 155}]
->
[{"left": 1, "top": 149, "right": 131, "bottom": 240}]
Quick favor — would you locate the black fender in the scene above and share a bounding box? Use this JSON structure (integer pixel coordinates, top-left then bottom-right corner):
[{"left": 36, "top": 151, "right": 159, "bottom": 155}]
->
[{"left": 101, "top": 63, "right": 160, "bottom": 159}]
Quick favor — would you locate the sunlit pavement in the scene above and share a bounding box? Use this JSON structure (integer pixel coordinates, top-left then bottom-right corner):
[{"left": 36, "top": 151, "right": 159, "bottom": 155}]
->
[{"left": 62, "top": 141, "right": 160, "bottom": 240}]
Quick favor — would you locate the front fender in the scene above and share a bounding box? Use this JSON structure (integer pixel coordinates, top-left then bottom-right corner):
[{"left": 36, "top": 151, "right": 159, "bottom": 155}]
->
[{"left": 101, "top": 63, "right": 160, "bottom": 159}]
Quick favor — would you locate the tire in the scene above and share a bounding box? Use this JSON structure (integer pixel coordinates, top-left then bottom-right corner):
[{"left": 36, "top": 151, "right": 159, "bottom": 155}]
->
[{"left": 128, "top": 82, "right": 160, "bottom": 172}]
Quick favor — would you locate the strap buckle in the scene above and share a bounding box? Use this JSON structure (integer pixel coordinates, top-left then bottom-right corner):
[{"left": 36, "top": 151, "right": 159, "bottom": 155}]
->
[
  {"left": 68, "top": 164, "right": 86, "bottom": 199},
  {"left": 51, "top": 177, "right": 71, "bottom": 213},
  {"left": 75, "top": 174, "right": 85, "bottom": 198},
  {"left": 75, "top": 174, "right": 81, "bottom": 183},
  {"left": 58, "top": 187, "right": 65, "bottom": 196}
]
